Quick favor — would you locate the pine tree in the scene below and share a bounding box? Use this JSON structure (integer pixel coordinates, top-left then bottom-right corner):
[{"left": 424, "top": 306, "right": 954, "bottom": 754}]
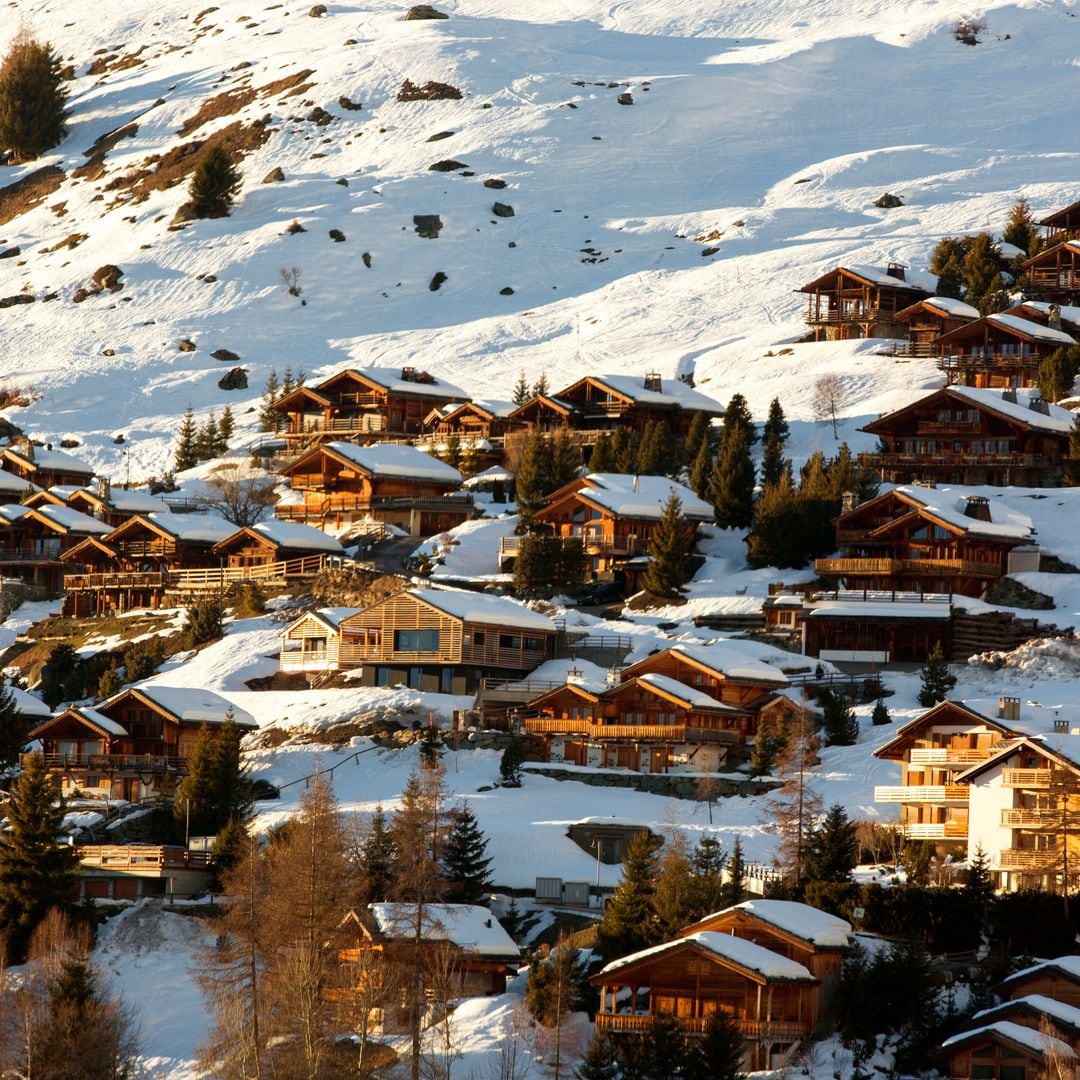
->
[
  {"left": 746, "top": 475, "right": 808, "bottom": 569},
  {"left": 805, "top": 803, "right": 858, "bottom": 883},
  {"left": 760, "top": 433, "right": 788, "bottom": 489},
  {"left": 96, "top": 663, "right": 123, "bottom": 702},
  {"left": 0, "top": 33, "right": 68, "bottom": 163},
  {"left": 653, "top": 833, "right": 700, "bottom": 938},
  {"left": 514, "top": 428, "right": 555, "bottom": 525},
  {"left": 871, "top": 697, "right": 892, "bottom": 725},
  {"left": 637, "top": 420, "right": 678, "bottom": 477},
  {"left": 188, "top": 145, "right": 242, "bottom": 219},
  {"left": 930, "top": 236, "right": 973, "bottom": 302},
  {"left": 682, "top": 411, "right": 712, "bottom": 468},
  {"left": 174, "top": 724, "right": 218, "bottom": 841},
  {"left": 499, "top": 740, "right": 526, "bottom": 787},
  {"left": 610, "top": 426, "right": 636, "bottom": 473},
  {"left": 595, "top": 831, "right": 658, "bottom": 961},
  {"left": 182, "top": 600, "right": 224, "bottom": 650},
  {"left": 532, "top": 373, "right": 550, "bottom": 399},
  {"left": 918, "top": 641, "right": 957, "bottom": 707},
  {"left": 720, "top": 835, "right": 747, "bottom": 906},
  {"left": 1038, "top": 347, "right": 1078, "bottom": 403},
  {"left": 260, "top": 368, "right": 281, "bottom": 431},
  {"left": 576, "top": 1033, "right": 620, "bottom": 1080},
  {"left": 641, "top": 492, "right": 695, "bottom": 600},
  {"left": 175, "top": 405, "right": 198, "bottom": 472},
  {"left": 750, "top": 715, "right": 785, "bottom": 776},
  {"left": 708, "top": 425, "right": 755, "bottom": 529},
  {"left": 217, "top": 404, "right": 235, "bottom": 450},
  {"left": 935, "top": 258, "right": 965, "bottom": 300},
  {"left": 1002, "top": 196, "right": 1040, "bottom": 259},
  {"left": 442, "top": 432, "right": 462, "bottom": 469},
  {"left": 501, "top": 897, "right": 524, "bottom": 942},
  {"left": 963, "top": 232, "right": 1005, "bottom": 314},
  {"left": 721, "top": 393, "right": 756, "bottom": 445},
  {"left": 690, "top": 835, "right": 727, "bottom": 917},
  {"left": 39, "top": 643, "right": 81, "bottom": 709},
  {"left": 195, "top": 413, "right": 219, "bottom": 463},
  {"left": 0, "top": 682, "right": 26, "bottom": 772},
  {"left": 762, "top": 397, "right": 789, "bottom": 449},
  {"left": 689, "top": 436, "right": 713, "bottom": 498},
  {"left": 0, "top": 754, "right": 79, "bottom": 962},
  {"left": 512, "top": 369, "right": 530, "bottom": 406},
  {"left": 820, "top": 688, "right": 859, "bottom": 746},
  {"left": 360, "top": 804, "right": 397, "bottom": 901},
  {"left": 442, "top": 802, "right": 493, "bottom": 903},
  {"left": 688, "top": 1011, "right": 746, "bottom": 1080},
  {"left": 589, "top": 432, "right": 618, "bottom": 474}
]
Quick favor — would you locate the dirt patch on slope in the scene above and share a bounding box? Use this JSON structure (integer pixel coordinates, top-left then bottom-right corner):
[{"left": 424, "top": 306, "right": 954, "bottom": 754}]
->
[{"left": 0, "top": 167, "right": 65, "bottom": 227}]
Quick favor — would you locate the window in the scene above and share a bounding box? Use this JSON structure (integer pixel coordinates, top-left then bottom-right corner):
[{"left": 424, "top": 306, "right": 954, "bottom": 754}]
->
[
  {"left": 394, "top": 629, "right": 439, "bottom": 652},
  {"left": 499, "top": 634, "right": 521, "bottom": 649},
  {"left": 472, "top": 631, "right": 485, "bottom": 646},
  {"left": 523, "top": 636, "right": 544, "bottom": 651}
]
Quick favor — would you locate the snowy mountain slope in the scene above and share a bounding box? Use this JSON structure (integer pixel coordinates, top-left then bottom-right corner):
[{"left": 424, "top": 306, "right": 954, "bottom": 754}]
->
[{"left": 0, "top": 0, "right": 1077, "bottom": 480}]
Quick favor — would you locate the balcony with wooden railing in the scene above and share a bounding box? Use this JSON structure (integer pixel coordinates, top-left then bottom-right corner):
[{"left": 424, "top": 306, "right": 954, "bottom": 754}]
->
[
  {"left": 26, "top": 752, "right": 187, "bottom": 774},
  {"left": 938, "top": 350, "right": 1039, "bottom": 371},
  {"left": 595, "top": 1014, "right": 808, "bottom": 1040},
  {"left": 523, "top": 717, "right": 741, "bottom": 743},
  {"left": 909, "top": 747, "right": 990, "bottom": 766},
  {"left": 815, "top": 556, "right": 1003, "bottom": 579},
  {"left": 64, "top": 555, "right": 332, "bottom": 594},
  {"left": 999, "top": 848, "right": 1059, "bottom": 870},
  {"left": 524, "top": 717, "right": 591, "bottom": 735},
  {"left": 1000, "top": 808, "right": 1056, "bottom": 828},
  {"left": 1026, "top": 269, "right": 1080, "bottom": 290},
  {"left": 914, "top": 419, "right": 982, "bottom": 434},
  {"left": 805, "top": 304, "right": 881, "bottom": 326},
  {"left": 858, "top": 450, "right": 1061, "bottom": 472},
  {"left": 1002, "top": 769, "right": 1052, "bottom": 789},
  {"left": 875, "top": 785, "right": 969, "bottom": 803},
  {"left": 499, "top": 534, "right": 638, "bottom": 559},
  {"left": 902, "top": 821, "right": 968, "bottom": 840},
  {"left": 77, "top": 845, "right": 212, "bottom": 871}
]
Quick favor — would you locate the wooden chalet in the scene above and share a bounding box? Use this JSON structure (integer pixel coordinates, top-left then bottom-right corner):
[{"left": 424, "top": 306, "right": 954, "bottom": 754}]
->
[
  {"left": 506, "top": 395, "right": 579, "bottom": 433},
  {"left": 960, "top": 996, "right": 1080, "bottom": 1053},
  {"left": 502, "top": 473, "right": 712, "bottom": 582},
  {"left": 890, "top": 296, "right": 979, "bottom": 357},
  {"left": 937, "top": 312, "right": 1077, "bottom": 388},
  {"left": 1004, "top": 300, "right": 1080, "bottom": 338},
  {"left": 1040, "top": 199, "right": 1080, "bottom": 245},
  {"left": 0, "top": 444, "right": 95, "bottom": 489},
  {"left": 858, "top": 386, "right": 1073, "bottom": 487},
  {"left": 677, "top": 900, "right": 851, "bottom": 985},
  {"left": 936, "top": 1020, "right": 1077, "bottom": 1080},
  {"left": 26, "top": 686, "right": 255, "bottom": 801},
  {"left": 333, "top": 904, "right": 520, "bottom": 1034},
  {"left": 76, "top": 845, "right": 214, "bottom": 901},
  {"left": 799, "top": 264, "right": 932, "bottom": 341},
  {"left": 304, "top": 587, "right": 558, "bottom": 692},
  {"left": 269, "top": 366, "right": 468, "bottom": 452},
  {"left": 0, "top": 469, "right": 38, "bottom": 503},
  {"left": 1022, "top": 241, "right": 1080, "bottom": 305},
  {"left": 815, "top": 486, "right": 1039, "bottom": 597},
  {"left": 997, "top": 957, "right": 1080, "bottom": 1008},
  {"left": 0, "top": 503, "right": 113, "bottom": 590},
  {"left": 590, "top": 931, "right": 819, "bottom": 1070},
  {"left": 212, "top": 520, "right": 342, "bottom": 569},
  {"left": 422, "top": 399, "right": 521, "bottom": 446},
  {"left": 63, "top": 480, "right": 170, "bottom": 528},
  {"left": 275, "top": 441, "right": 470, "bottom": 534},
  {"left": 279, "top": 607, "right": 361, "bottom": 673}
]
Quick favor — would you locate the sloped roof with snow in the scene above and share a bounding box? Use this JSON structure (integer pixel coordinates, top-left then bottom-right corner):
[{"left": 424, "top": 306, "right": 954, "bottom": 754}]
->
[
  {"left": 579, "top": 474, "right": 713, "bottom": 520},
  {"left": 948, "top": 387, "right": 1075, "bottom": 434},
  {"left": 0, "top": 471, "right": 38, "bottom": 494},
  {"left": 463, "top": 465, "right": 513, "bottom": 487},
  {"left": 807, "top": 600, "right": 952, "bottom": 620},
  {"left": 987, "top": 312, "right": 1077, "bottom": 345},
  {"left": 341, "top": 367, "right": 468, "bottom": 399},
  {"left": 32, "top": 504, "right": 113, "bottom": 535},
  {"left": 76, "top": 707, "right": 129, "bottom": 737},
  {"left": 972, "top": 994, "right": 1080, "bottom": 1034},
  {"left": 0, "top": 504, "right": 29, "bottom": 524},
  {"left": 325, "top": 442, "right": 463, "bottom": 483},
  {"left": 921, "top": 296, "right": 980, "bottom": 319},
  {"left": 599, "top": 931, "right": 817, "bottom": 982},
  {"left": 140, "top": 512, "right": 237, "bottom": 544},
  {"left": 3, "top": 446, "right": 95, "bottom": 474},
  {"left": 248, "top": 520, "right": 343, "bottom": 553},
  {"left": 667, "top": 642, "right": 789, "bottom": 685},
  {"left": 896, "top": 487, "right": 1035, "bottom": 541},
  {"left": 9, "top": 687, "right": 51, "bottom": 718},
  {"left": 115, "top": 686, "right": 256, "bottom": 729},
  {"left": 729, "top": 900, "right": 852, "bottom": 948},
  {"left": 1017, "top": 301, "right": 1080, "bottom": 329},
  {"left": 587, "top": 374, "right": 722, "bottom": 413},
  {"left": 413, "top": 588, "right": 555, "bottom": 632},
  {"left": 368, "top": 903, "right": 520, "bottom": 959},
  {"left": 282, "top": 607, "right": 361, "bottom": 636},
  {"left": 73, "top": 486, "right": 170, "bottom": 513},
  {"left": 941, "top": 1020, "right": 1075, "bottom": 1059},
  {"left": 998, "top": 955, "right": 1080, "bottom": 992},
  {"left": 632, "top": 672, "right": 741, "bottom": 710}
]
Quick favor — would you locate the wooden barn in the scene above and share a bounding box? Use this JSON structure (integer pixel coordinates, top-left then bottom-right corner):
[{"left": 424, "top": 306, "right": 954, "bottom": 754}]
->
[
  {"left": 1021, "top": 241, "right": 1080, "bottom": 305},
  {"left": 276, "top": 441, "right": 469, "bottom": 534},
  {"left": 937, "top": 312, "right": 1076, "bottom": 388},
  {"left": 890, "top": 295, "right": 979, "bottom": 356},
  {"left": 799, "top": 264, "right": 932, "bottom": 341},
  {"left": 858, "top": 386, "right": 1073, "bottom": 487}
]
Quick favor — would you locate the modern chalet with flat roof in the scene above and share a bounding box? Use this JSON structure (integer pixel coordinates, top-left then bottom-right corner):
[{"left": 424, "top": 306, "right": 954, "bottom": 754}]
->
[
  {"left": 799, "top": 264, "right": 933, "bottom": 340},
  {"left": 937, "top": 312, "right": 1076, "bottom": 388},
  {"left": 858, "top": 386, "right": 1074, "bottom": 487}
]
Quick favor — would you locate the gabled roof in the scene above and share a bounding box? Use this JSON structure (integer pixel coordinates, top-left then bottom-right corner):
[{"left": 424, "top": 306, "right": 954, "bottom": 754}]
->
[
  {"left": 970, "top": 994, "right": 1080, "bottom": 1038},
  {"left": 937, "top": 311, "right": 1077, "bottom": 347},
  {"left": 799, "top": 264, "right": 935, "bottom": 294},
  {"left": 366, "top": 903, "right": 520, "bottom": 959},
  {"left": 26, "top": 504, "right": 113, "bottom": 536},
  {"left": 881, "top": 486, "right": 1034, "bottom": 541},
  {"left": 214, "top": 520, "right": 343, "bottom": 555},
  {"left": 680, "top": 899, "right": 852, "bottom": 950},
  {"left": 998, "top": 955, "right": 1080, "bottom": 996},
  {"left": 99, "top": 686, "right": 256, "bottom": 729},
  {"left": 284, "top": 441, "right": 463, "bottom": 484},
  {"left": 409, "top": 588, "right": 556, "bottom": 632},
  {"left": 954, "top": 733, "right": 1080, "bottom": 784},
  {"left": 621, "top": 643, "right": 789, "bottom": 687},
  {"left": 873, "top": 699, "right": 1010, "bottom": 761},
  {"left": 559, "top": 374, "right": 722, "bottom": 414},
  {"left": 0, "top": 470, "right": 38, "bottom": 496},
  {"left": 1038, "top": 200, "right": 1080, "bottom": 229},
  {"left": 940, "top": 1020, "right": 1075, "bottom": 1061},
  {"left": 281, "top": 607, "right": 361, "bottom": 637},
  {"left": 28, "top": 705, "right": 128, "bottom": 741},
  {"left": 567, "top": 474, "right": 712, "bottom": 522},
  {"left": 57, "top": 536, "right": 121, "bottom": 564},
  {"left": 67, "top": 486, "right": 170, "bottom": 515},
  {"left": 894, "top": 295, "right": 980, "bottom": 321},
  {"left": 526, "top": 682, "right": 603, "bottom": 709},
  {"left": 316, "top": 367, "right": 468, "bottom": 400},
  {"left": 1024, "top": 239, "right": 1080, "bottom": 265},
  {"left": 507, "top": 395, "right": 578, "bottom": 421},
  {"left": 269, "top": 385, "right": 334, "bottom": 412},
  {"left": 0, "top": 446, "right": 95, "bottom": 476},
  {"left": 594, "top": 931, "right": 817, "bottom": 985},
  {"left": 106, "top": 512, "right": 236, "bottom": 546},
  {"left": 605, "top": 673, "right": 745, "bottom": 713},
  {"left": 8, "top": 687, "right": 50, "bottom": 718}
]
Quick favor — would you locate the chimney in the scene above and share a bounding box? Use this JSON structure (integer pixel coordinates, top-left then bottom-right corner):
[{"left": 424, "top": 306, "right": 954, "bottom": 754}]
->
[
  {"left": 1002, "top": 388, "right": 1017, "bottom": 404},
  {"left": 963, "top": 495, "right": 991, "bottom": 522},
  {"left": 643, "top": 372, "right": 662, "bottom": 393},
  {"left": 998, "top": 696, "right": 1021, "bottom": 723},
  {"left": 633, "top": 475, "right": 639, "bottom": 493},
  {"left": 1029, "top": 397, "right": 1050, "bottom": 415},
  {"left": 1054, "top": 718, "right": 1069, "bottom": 734},
  {"left": 841, "top": 490, "right": 856, "bottom": 514},
  {"left": 400, "top": 366, "right": 417, "bottom": 383},
  {"left": 96, "top": 476, "right": 111, "bottom": 502},
  {"left": 885, "top": 262, "right": 906, "bottom": 281},
  {"left": 1049, "top": 303, "right": 1062, "bottom": 331}
]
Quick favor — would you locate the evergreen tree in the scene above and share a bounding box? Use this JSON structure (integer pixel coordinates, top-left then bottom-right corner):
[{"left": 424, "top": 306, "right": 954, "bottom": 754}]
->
[
  {"left": 0, "top": 754, "right": 78, "bottom": 962},
  {"left": 689, "top": 835, "right": 727, "bottom": 917},
  {"left": 175, "top": 405, "right": 198, "bottom": 472},
  {"left": 708, "top": 425, "right": 755, "bottom": 529},
  {"left": 688, "top": 1011, "right": 746, "bottom": 1080},
  {"left": 209, "top": 813, "right": 248, "bottom": 892},
  {"left": 653, "top": 833, "right": 700, "bottom": 938},
  {"left": 963, "top": 232, "right": 1006, "bottom": 314},
  {"left": 610, "top": 426, "right": 636, "bottom": 473},
  {"left": 720, "top": 835, "right": 747, "bottom": 907},
  {"left": 532, "top": 373, "right": 550, "bottom": 399},
  {"left": 210, "top": 714, "right": 251, "bottom": 825},
  {"left": 194, "top": 412, "right": 218, "bottom": 463},
  {"left": 637, "top": 420, "right": 678, "bottom": 477},
  {"left": 761, "top": 397, "right": 789, "bottom": 449},
  {"left": 39, "top": 643, "right": 81, "bottom": 709},
  {"left": 1038, "top": 347, "right": 1079, "bottom": 403},
  {"left": 514, "top": 429, "right": 555, "bottom": 525},
  {"left": 746, "top": 476, "right": 808, "bottom": 569},
  {"left": 1002, "top": 196, "right": 1040, "bottom": 258},
  {"left": 182, "top": 600, "right": 224, "bottom": 650},
  {"left": 512, "top": 369, "right": 530, "bottom": 407},
  {"left": 174, "top": 724, "right": 218, "bottom": 841},
  {"left": 499, "top": 739, "right": 526, "bottom": 787},
  {"left": 96, "top": 663, "right": 123, "bottom": 702},
  {"left": 641, "top": 492, "right": 695, "bottom": 600},
  {"left": 589, "top": 432, "right": 618, "bottom": 474},
  {"left": 501, "top": 897, "right": 524, "bottom": 942},
  {"left": 595, "top": 831, "right": 658, "bottom": 961},
  {"left": 577, "top": 1033, "right": 620, "bottom": 1080},
  {"left": 935, "top": 258, "right": 965, "bottom": 300},
  {"left": 442, "top": 802, "right": 493, "bottom": 903},
  {"left": 418, "top": 724, "right": 441, "bottom": 767},
  {"left": 750, "top": 715, "right": 785, "bottom": 776},
  {"left": 0, "top": 682, "right": 26, "bottom": 772},
  {"left": 682, "top": 411, "right": 712, "bottom": 469},
  {"left": 1067, "top": 412, "right": 1080, "bottom": 486},
  {"left": 360, "top": 804, "right": 397, "bottom": 901},
  {"left": 721, "top": 393, "right": 756, "bottom": 445},
  {"left": 871, "top": 697, "right": 892, "bottom": 725},
  {"left": 218, "top": 404, "right": 235, "bottom": 450},
  {"left": 918, "top": 641, "right": 957, "bottom": 707},
  {"left": 550, "top": 425, "right": 582, "bottom": 488},
  {"left": 513, "top": 535, "right": 587, "bottom": 598},
  {"left": 930, "top": 236, "right": 973, "bottom": 301},
  {"left": 188, "top": 145, "right": 242, "bottom": 219},
  {"left": 442, "top": 432, "right": 462, "bottom": 469},
  {"left": 0, "top": 33, "right": 68, "bottom": 163},
  {"left": 805, "top": 803, "right": 858, "bottom": 883},
  {"left": 820, "top": 688, "right": 859, "bottom": 746},
  {"left": 689, "top": 436, "right": 713, "bottom": 498},
  {"left": 260, "top": 368, "right": 281, "bottom": 431},
  {"left": 760, "top": 433, "right": 788, "bottom": 489}
]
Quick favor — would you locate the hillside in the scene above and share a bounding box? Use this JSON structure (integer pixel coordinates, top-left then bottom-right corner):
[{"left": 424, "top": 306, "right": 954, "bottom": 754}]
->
[{"left": 0, "top": 0, "right": 1077, "bottom": 482}]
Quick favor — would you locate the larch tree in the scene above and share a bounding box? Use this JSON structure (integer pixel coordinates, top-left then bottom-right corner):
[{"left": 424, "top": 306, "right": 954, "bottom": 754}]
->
[
  {"left": 187, "top": 145, "right": 242, "bottom": 219},
  {"left": 763, "top": 712, "right": 823, "bottom": 889},
  {"left": 651, "top": 831, "right": 700, "bottom": 939},
  {"left": 0, "top": 32, "right": 68, "bottom": 163},
  {"left": 441, "top": 801, "right": 492, "bottom": 903},
  {"left": 0, "top": 753, "right": 78, "bottom": 963},
  {"left": 707, "top": 424, "right": 755, "bottom": 529},
  {"left": 640, "top": 492, "right": 695, "bottom": 600}
]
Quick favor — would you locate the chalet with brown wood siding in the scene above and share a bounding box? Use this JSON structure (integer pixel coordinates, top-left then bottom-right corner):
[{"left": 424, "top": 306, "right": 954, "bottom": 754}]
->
[
  {"left": 211, "top": 519, "right": 342, "bottom": 568},
  {"left": 997, "top": 957, "right": 1080, "bottom": 1008},
  {"left": 956, "top": 996, "right": 1080, "bottom": 1053},
  {"left": 858, "top": 386, "right": 1073, "bottom": 487},
  {"left": 1039, "top": 199, "right": 1080, "bottom": 244},
  {"left": 937, "top": 312, "right": 1076, "bottom": 388},
  {"left": 800, "top": 264, "right": 933, "bottom": 341},
  {"left": 0, "top": 503, "right": 113, "bottom": 591},
  {"left": 1022, "top": 241, "right": 1080, "bottom": 305},
  {"left": 62, "top": 480, "right": 170, "bottom": 528},
  {"left": 890, "top": 295, "right": 979, "bottom": 357},
  {"left": 422, "top": 400, "right": 521, "bottom": 446},
  {"left": 936, "top": 1020, "right": 1077, "bottom": 1080},
  {"left": 0, "top": 445, "right": 95, "bottom": 489}
]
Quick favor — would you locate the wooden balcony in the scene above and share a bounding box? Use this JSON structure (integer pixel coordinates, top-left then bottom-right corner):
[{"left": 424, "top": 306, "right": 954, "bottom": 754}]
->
[
  {"left": 1001, "top": 808, "right": 1056, "bottom": 827},
  {"left": 909, "top": 747, "right": 990, "bottom": 765},
  {"left": 815, "top": 556, "right": 1003, "bottom": 579},
  {"left": 875, "top": 785, "right": 968, "bottom": 803},
  {"left": 914, "top": 420, "right": 982, "bottom": 434},
  {"left": 63, "top": 572, "right": 167, "bottom": 591},
  {"left": 524, "top": 717, "right": 591, "bottom": 735},
  {"left": 280, "top": 651, "right": 331, "bottom": 672},
  {"left": 77, "top": 845, "right": 212, "bottom": 870},
  {"left": 999, "top": 848, "right": 1059, "bottom": 870},
  {"left": 859, "top": 451, "right": 1061, "bottom": 472},
  {"left": 595, "top": 1014, "right": 808, "bottom": 1040},
  {"left": 64, "top": 555, "right": 331, "bottom": 594},
  {"left": 523, "top": 718, "right": 740, "bottom": 743},
  {"left": 28, "top": 752, "right": 188, "bottom": 774},
  {"left": 939, "top": 351, "right": 1038, "bottom": 370},
  {"left": 499, "top": 534, "right": 638, "bottom": 558},
  {"left": 805, "top": 305, "right": 880, "bottom": 326},
  {"left": 1002, "top": 769, "right": 1052, "bottom": 789},
  {"left": 1027, "top": 269, "right": 1080, "bottom": 290},
  {"left": 902, "top": 821, "right": 968, "bottom": 840}
]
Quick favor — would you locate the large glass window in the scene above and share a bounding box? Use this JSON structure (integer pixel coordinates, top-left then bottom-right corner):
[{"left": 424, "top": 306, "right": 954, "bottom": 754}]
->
[{"left": 395, "top": 629, "right": 439, "bottom": 652}]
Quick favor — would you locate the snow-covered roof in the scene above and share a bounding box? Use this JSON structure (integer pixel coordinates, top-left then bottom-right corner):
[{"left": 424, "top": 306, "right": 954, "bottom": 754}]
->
[
  {"left": 635, "top": 672, "right": 741, "bottom": 710},
  {"left": 973, "top": 994, "right": 1080, "bottom": 1033},
  {"left": 368, "top": 903, "right": 520, "bottom": 959},
  {"left": 412, "top": 588, "right": 555, "bottom": 632},
  {"left": 896, "top": 487, "right": 1035, "bottom": 540},
  {"left": 324, "top": 442, "right": 463, "bottom": 483},
  {"left": 942, "top": 1020, "right": 1075, "bottom": 1059},
  {"left": 997, "top": 240, "right": 1026, "bottom": 260},
  {"left": 77, "top": 707, "right": 129, "bottom": 737},
  {"left": 298, "top": 607, "right": 360, "bottom": 632},
  {"left": 0, "top": 504, "right": 29, "bottom": 524},
  {"left": 922, "top": 296, "right": 980, "bottom": 319},
  {"left": 72, "top": 486, "right": 170, "bottom": 513},
  {"left": 1016, "top": 301, "right": 1080, "bottom": 329},
  {"left": 948, "top": 386, "right": 1075, "bottom": 435},
  {"left": 586, "top": 374, "right": 721, "bottom": 413},
  {"left": 999, "top": 955, "right": 1080, "bottom": 989},
  {"left": 578, "top": 474, "right": 713, "bottom": 520},
  {"left": 4, "top": 446, "right": 94, "bottom": 474},
  {"left": 473, "top": 399, "right": 518, "bottom": 418},
  {"left": 727, "top": 899, "right": 852, "bottom": 948},
  {"left": 140, "top": 512, "right": 237, "bottom": 544},
  {"left": 32, "top": 504, "right": 113, "bottom": 535},
  {"left": 808, "top": 600, "right": 952, "bottom": 620},
  {"left": 463, "top": 465, "right": 513, "bottom": 487},
  {"left": 987, "top": 312, "right": 1077, "bottom": 345},
  {"left": 9, "top": 687, "right": 51, "bottom": 717},
  {"left": 668, "top": 642, "right": 789, "bottom": 685},
  {"left": 0, "top": 471, "right": 38, "bottom": 494},
  {"left": 599, "top": 931, "right": 816, "bottom": 982},
  {"left": 116, "top": 686, "right": 256, "bottom": 729},
  {"left": 341, "top": 367, "right": 468, "bottom": 400},
  {"left": 830, "top": 264, "right": 934, "bottom": 292},
  {"left": 247, "top": 520, "right": 343, "bottom": 553}
]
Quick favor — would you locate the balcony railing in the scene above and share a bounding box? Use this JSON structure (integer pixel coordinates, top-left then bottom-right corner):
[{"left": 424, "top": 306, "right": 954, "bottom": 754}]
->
[
  {"left": 1002, "top": 769, "right": 1052, "bottom": 789},
  {"left": 903, "top": 821, "right": 968, "bottom": 839},
  {"left": 859, "top": 451, "right": 1061, "bottom": 471},
  {"left": 909, "top": 747, "right": 990, "bottom": 765},
  {"left": 805, "top": 306, "right": 881, "bottom": 326},
  {"left": 816, "top": 557, "right": 1002, "bottom": 578},
  {"left": 915, "top": 420, "right": 982, "bottom": 434},
  {"left": 77, "top": 845, "right": 213, "bottom": 870},
  {"left": 523, "top": 718, "right": 741, "bottom": 743},
  {"left": 1027, "top": 270, "right": 1080, "bottom": 290},
  {"left": 595, "top": 1014, "right": 808, "bottom": 1040},
  {"left": 524, "top": 718, "right": 591, "bottom": 735},
  {"left": 1000, "top": 808, "right": 1056, "bottom": 827},
  {"left": 999, "top": 848, "right": 1059, "bottom": 870},
  {"left": 939, "top": 352, "right": 1039, "bottom": 370},
  {"left": 500, "top": 534, "right": 638, "bottom": 558},
  {"left": 875, "top": 785, "right": 969, "bottom": 803},
  {"left": 64, "top": 555, "right": 331, "bottom": 594},
  {"left": 280, "top": 651, "right": 331, "bottom": 672},
  {"left": 28, "top": 753, "right": 188, "bottom": 774}
]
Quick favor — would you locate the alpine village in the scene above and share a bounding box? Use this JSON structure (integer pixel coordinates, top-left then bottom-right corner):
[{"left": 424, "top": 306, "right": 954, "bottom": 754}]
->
[{"left": 3, "top": 1, "right": 1080, "bottom": 1078}]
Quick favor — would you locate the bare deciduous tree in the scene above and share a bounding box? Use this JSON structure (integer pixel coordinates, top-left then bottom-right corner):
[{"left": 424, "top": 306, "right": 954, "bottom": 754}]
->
[
  {"left": 200, "top": 462, "right": 278, "bottom": 527},
  {"left": 280, "top": 265, "right": 303, "bottom": 297},
  {"left": 813, "top": 373, "right": 846, "bottom": 439}
]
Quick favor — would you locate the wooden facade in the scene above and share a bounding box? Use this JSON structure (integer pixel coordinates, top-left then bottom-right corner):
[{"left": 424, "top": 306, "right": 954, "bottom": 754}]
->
[
  {"left": 423, "top": 401, "right": 520, "bottom": 443},
  {"left": 0, "top": 445, "right": 95, "bottom": 489},
  {"left": 800, "top": 265, "right": 931, "bottom": 341},
  {"left": 591, "top": 933, "right": 819, "bottom": 1071},
  {"left": 1040, "top": 199, "right": 1080, "bottom": 245},
  {"left": 279, "top": 608, "right": 359, "bottom": 673},
  {"left": 1023, "top": 240, "right": 1080, "bottom": 304},
  {"left": 276, "top": 441, "right": 470, "bottom": 534},
  {"left": 891, "top": 297, "right": 979, "bottom": 357},
  {"left": 815, "top": 488, "right": 1037, "bottom": 597},
  {"left": 0, "top": 504, "right": 113, "bottom": 591},
  {"left": 801, "top": 598, "right": 952, "bottom": 664},
  {"left": 858, "top": 387, "right": 1071, "bottom": 487},
  {"left": 997, "top": 960, "right": 1080, "bottom": 1009},
  {"left": 937, "top": 313, "right": 1077, "bottom": 388},
  {"left": 211, "top": 523, "right": 341, "bottom": 569},
  {"left": 937, "top": 1024, "right": 1076, "bottom": 1080}
]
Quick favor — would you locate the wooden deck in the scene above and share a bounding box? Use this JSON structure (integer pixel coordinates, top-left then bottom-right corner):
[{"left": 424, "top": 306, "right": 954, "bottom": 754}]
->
[
  {"left": 595, "top": 1014, "right": 808, "bottom": 1040},
  {"left": 64, "top": 554, "right": 332, "bottom": 594},
  {"left": 815, "top": 556, "right": 1002, "bottom": 578},
  {"left": 77, "top": 845, "right": 213, "bottom": 870},
  {"left": 875, "top": 785, "right": 969, "bottom": 803},
  {"left": 28, "top": 752, "right": 188, "bottom": 774}
]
